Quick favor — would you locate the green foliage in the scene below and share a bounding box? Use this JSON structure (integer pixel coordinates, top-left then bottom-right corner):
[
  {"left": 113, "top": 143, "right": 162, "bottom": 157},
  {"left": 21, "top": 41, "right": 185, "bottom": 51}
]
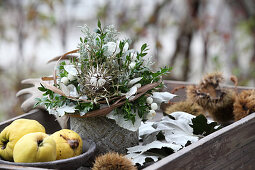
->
[
  {"left": 36, "top": 21, "right": 172, "bottom": 124},
  {"left": 58, "top": 61, "right": 68, "bottom": 78}
]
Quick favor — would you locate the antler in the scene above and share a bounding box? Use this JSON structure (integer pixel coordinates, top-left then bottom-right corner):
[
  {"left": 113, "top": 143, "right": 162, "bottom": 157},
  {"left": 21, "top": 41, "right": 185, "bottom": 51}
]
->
[
  {"left": 16, "top": 78, "right": 69, "bottom": 129},
  {"left": 16, "top": 78, "right": 46, "bottom": 112}
]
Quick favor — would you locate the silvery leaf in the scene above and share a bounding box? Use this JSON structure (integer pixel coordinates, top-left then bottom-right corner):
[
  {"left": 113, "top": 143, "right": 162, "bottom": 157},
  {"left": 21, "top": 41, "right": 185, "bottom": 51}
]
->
[
  {"left": 48, "top": 104, "right": 76, "bottom": 117},
  {"left": 152, "top": 92, "right": 177, "bottom": 104},
  {"left": 126, "top": 152, "right": 160, "bottom": 166},
  {"left": 56, "top": 105, "right": 76, "bottom": 117},
  {"left": 139, "top": 121, "right": 155, "bottom": 137},
  {"left": 154, "top": 112, "right": 199, "bottom": 146},
  {"left": 103, "top": 42, "right": 118, "bottom": 57},
  {"left": 125, "top": 86, "right": 137, "bottom": 99},
  {"left": 67, "top": 84, "right": 79, "bottom": 98},
  {"left": 127, "top": 140, "right": 181, "bottom": 154},
  {"left": 60, "top": 83, "right": 70, "bottom": 96},
  {"left": 64, "top": 65, "right": 78, "bottom": 76},
  {"left": 128, "top": 77, "right": 143, "bottom": 86},
  {"left": 107, "top": 111, "right": 142, "bottom": 131},
  {"left": 139, "top": 112, "right": 199, "bottom": 146},
  {"left": 142, "top": 131, "right": 160, "bottom": 145}
]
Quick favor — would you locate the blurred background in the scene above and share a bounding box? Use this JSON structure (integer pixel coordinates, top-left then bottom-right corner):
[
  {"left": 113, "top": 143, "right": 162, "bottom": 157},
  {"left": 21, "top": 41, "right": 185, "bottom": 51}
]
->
[{"left": 0, "top": 0, "right": 255, "bottom": 121}]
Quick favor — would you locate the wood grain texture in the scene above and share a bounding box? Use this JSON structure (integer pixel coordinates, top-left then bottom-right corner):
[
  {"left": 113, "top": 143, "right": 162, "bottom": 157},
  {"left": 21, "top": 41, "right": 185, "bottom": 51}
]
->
[
  {"left": 0, "top": 109, "right": 61, "bottom": 134},
  {"left": 0, "top": 164, "right": 55, "bottom": 170},
  {"left": 145, "top": 112, "right": 255, "bottom": 170}
]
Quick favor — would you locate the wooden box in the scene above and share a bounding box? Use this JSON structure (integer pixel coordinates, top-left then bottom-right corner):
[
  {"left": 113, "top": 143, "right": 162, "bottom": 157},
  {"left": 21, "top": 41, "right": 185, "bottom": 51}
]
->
[
  {"left": 0, "top": 80, "right": 254, "bottom": 169},
  {"left": 146, "top": 80, "right": 255, "bottom": 170}
]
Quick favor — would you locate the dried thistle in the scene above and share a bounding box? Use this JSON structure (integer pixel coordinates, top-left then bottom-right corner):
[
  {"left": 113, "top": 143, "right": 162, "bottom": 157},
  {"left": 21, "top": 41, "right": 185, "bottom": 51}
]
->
[
  {"left": 233, "top": 90, "right": 255, "bottom": 121},
  {"left": 78, "top": 65, "right": 113, "bottom": 99},
  {"left": 92, "top": 152, "right": 137, "bottom": 170},
  {"left": 186, "top": 72, "right": 235, "bottom": 123},
  {"left": 163, "top": 101, "right": 204, "bottom": 116}
]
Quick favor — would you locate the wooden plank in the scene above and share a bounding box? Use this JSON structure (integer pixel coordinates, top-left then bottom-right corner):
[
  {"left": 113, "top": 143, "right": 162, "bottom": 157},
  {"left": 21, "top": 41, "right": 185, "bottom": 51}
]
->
[
  {"left": 0, "top": 164, "right": 55, "bottom": 170},
  {"left": 162, "top": 80, "right": 254, "bottom": 102},
  {"left": 145, "top": 112, "right": 255, "bottom": 170},
  {"left": 0, "top": 109, "right": 62, "bottom": 134}
]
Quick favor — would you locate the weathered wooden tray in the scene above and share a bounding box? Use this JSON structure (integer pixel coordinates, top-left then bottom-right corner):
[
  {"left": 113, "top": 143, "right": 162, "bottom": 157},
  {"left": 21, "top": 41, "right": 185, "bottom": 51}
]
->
[
  {"left": 146, "top": 80, "right": 255, "bottom": 170},
  {"left": 0, "top": 80, "right": 254, "bottom": 169}
]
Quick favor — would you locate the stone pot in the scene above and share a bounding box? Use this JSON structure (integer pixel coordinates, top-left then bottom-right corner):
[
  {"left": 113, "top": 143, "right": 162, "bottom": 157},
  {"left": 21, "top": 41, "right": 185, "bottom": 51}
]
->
[{"left": 70, "top": 116, "right": 139, "bottom": 155}]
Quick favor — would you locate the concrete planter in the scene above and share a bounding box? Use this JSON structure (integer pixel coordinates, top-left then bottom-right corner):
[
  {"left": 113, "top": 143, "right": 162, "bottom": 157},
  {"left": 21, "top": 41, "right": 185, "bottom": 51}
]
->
[{"left": 70, "top": 116, "right": 139, "bottom": 155}]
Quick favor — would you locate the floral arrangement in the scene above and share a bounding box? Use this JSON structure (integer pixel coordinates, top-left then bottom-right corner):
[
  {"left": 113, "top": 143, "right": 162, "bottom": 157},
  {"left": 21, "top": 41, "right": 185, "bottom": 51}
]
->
[{"left": 35, "top": 21, "right": 174, "bottom": 131}]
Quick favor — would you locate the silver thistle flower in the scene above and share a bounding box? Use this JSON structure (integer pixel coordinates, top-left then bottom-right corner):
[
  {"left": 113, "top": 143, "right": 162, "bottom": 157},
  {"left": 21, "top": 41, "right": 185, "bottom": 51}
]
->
[{"left": 81, "top": 65, "right": 112, "bottom": 99}]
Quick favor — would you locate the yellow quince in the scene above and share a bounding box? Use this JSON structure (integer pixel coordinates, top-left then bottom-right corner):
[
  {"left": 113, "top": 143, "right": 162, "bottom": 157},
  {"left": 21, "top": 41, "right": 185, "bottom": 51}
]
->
[
  {"left": 51, "top": 129, "right": 83, "bottom": 160},
  {"left": 13, "top": 132, "right": 56, "bottom": 163},
  {"left": 0, "top": 119, "right": 45, "bottom": 161}
]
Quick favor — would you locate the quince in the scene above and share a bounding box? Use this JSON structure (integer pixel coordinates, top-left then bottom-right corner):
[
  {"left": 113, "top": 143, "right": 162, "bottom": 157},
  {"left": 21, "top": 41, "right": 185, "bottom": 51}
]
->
[
  {"left": 51, "top": 129, "right": 83, "bottom": 160},
  {"left": 13, "top": 132, "right": 56, "bottom": 163},
  {"left": 0, "top": 119, "right": 45, "bottom": 161}
]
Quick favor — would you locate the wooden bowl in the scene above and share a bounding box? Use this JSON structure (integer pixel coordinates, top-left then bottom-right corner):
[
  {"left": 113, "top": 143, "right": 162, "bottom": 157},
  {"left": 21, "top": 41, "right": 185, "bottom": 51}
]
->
[{"left": 0, "top": 139, "right": 96, "bottom": 170}]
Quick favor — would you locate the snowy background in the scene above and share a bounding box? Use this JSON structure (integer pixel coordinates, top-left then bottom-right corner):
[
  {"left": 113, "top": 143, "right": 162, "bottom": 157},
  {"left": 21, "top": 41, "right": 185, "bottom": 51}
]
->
[{"left": 0, "top": 0, "right": 254, "bottom": 121}]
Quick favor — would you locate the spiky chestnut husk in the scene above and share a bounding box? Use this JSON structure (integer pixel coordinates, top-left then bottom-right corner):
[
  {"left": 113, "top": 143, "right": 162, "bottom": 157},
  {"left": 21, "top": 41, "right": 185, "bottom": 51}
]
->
[
  {"left": 233, "top": 90, "right": 255, "bottom": 121},
  {"left": 186, "top": 72, "right": 236, "bottom": 124},
  {"left": 199, "top": 72, "right": 224, "bottom": 90},
  {"left": 163, "top": 101, "right": 204, "bottom": 116},
  {"left": 92, "top": 152, "right": 137, "bottom": 170}
]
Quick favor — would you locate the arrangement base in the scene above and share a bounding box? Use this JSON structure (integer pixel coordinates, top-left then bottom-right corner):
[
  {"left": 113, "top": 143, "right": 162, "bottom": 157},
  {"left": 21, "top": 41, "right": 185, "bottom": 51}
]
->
[{"left": 70, "top": 116, "right": 139, "bottom": 155}]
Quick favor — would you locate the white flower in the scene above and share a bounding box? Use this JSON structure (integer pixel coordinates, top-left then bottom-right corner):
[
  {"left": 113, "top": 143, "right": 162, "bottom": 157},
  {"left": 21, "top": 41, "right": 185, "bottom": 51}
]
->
[
  {"left": 128, "top": 77, "right": 142, "bottom": 86},
  {"left": 64, "top": 65, "right": 78, "bottom": 76},
  {"left": 151, "top": 103, "right": 158, "bottom": 110},
  {"left": 146, "top": 97, "right": 153, "bottom": 104},
  {"left": 103, "top": 42, "right": 118, "bottom": 57},
  {"left": 97, "top": 78, "right": 106, "bottom": 87},
  {"left": 67, "top": 74, "right": 76, "bottom": 81},
  {"left": 146, "top": 110, "right": 156, "bottom": 120},
  {"left": 61, "top": 77, "right": 69, "bottom": 85},
  {"left": 129, "top": 61, "right": 136, "bottom": 69},
  {"left": 152, "top": 92, "right": 177, "bottom": 104},
  {"left": 134, "top": 83, "right": 141, "bottom": 88}
]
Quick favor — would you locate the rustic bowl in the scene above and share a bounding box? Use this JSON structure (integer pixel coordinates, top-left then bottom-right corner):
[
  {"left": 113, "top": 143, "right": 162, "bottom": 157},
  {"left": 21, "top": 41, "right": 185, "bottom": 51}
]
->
[{"left": 0, "top": 139, "right": 96, "bottom": 170}]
